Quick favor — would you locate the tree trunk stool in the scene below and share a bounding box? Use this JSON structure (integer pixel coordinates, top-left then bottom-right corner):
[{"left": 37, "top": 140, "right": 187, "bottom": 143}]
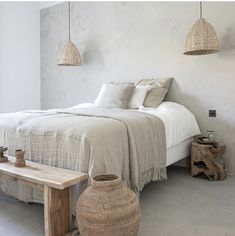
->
[{"left": 191, "top": 142, "right": 227, "bottom": 181}]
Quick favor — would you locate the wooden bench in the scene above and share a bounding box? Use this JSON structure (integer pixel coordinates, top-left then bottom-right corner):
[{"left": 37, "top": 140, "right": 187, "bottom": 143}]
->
[{"left": 0, "top": 156, "right": 88, "bottom": 236}]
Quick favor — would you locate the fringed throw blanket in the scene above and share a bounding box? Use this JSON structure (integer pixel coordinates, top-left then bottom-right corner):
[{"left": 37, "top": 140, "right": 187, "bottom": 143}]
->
[{"left": 0, "top": 107, "right": 166, "bottom": 211}]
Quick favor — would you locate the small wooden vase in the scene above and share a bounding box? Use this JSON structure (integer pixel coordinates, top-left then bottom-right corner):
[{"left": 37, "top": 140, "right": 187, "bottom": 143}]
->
[
  {"left": 0, "top": 146, "right": 8, "bottom": 163},
  {"left": 15, "top": 149, "right": 26, "bottom": 167}
]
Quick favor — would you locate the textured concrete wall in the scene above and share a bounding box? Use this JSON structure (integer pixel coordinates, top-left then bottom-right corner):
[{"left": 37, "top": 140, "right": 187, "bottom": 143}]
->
[{"left": 41, "top": 2, "right": 235, "bottom": 174}]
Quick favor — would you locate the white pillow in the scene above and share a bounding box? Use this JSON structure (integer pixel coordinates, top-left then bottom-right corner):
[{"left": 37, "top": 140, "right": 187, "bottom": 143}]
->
[
  {"left": 128, "top": 86, "right": 151, "bottom": 109},
  {"left": 94, "top": 84, "right": 134, "bottom": 109}
]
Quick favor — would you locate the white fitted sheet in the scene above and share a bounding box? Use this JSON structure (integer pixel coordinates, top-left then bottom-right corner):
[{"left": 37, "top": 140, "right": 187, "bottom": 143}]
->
[{"left": 139, "top": 102, "right": 201, "bottom": 148}]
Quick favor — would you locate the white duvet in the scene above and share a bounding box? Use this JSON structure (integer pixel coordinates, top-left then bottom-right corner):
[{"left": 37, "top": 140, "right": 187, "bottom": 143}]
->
[
  {"left": 139, "top": 102, "right": 201, "bottom": 148},
  {"left": 71, "top": 101, "right": 201, "bottom": 149}
]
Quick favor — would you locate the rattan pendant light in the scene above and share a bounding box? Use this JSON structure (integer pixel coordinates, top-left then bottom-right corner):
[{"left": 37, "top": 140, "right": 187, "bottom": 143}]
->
[
  {"left": 57, "top": 2, "right": 82, "bottom": 66},
  {"left": 184, "top": 2, "right": 219, "bottom": 55}
]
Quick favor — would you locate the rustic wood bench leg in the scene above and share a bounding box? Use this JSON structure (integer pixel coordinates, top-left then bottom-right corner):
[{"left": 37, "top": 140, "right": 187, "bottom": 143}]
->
[{"left": 44, "top": 186, "right": 71, "bottom": 236}]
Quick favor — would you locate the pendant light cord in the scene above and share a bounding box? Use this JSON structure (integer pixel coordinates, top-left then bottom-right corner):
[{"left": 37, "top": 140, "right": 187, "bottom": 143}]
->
[
  {"left": 68, "top": 1, "right": 71, "bottom": 41},
  {"left": 200, "top": 1, "right": 203, "bottom": 19}
]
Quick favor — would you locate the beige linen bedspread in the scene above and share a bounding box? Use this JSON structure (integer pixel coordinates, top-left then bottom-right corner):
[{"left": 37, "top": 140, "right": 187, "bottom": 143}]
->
[{"left": 0, "top": 107, "right": 166, "bottom": 209}]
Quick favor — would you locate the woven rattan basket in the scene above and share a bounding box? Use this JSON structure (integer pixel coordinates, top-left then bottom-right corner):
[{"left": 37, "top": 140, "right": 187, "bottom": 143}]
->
[
  {"left": 184, "top": 18, "right": 219, "bottom": 55},
  {"left": 77, "top": 174, "right": 141, "bottom": 236}
]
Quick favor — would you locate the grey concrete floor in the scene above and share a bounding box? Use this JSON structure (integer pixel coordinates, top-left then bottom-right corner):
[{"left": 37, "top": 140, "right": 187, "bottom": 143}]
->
[{"left": 0, "top": 166, "right": 235, "bottom": 236}]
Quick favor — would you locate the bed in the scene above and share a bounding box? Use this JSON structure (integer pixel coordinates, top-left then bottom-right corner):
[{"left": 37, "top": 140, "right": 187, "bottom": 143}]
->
[{"left": 0, "top": 101, "right": 200, "bottom": 210}]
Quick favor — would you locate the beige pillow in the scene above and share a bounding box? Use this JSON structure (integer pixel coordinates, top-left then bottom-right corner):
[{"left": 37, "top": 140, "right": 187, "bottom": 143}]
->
[
  {"left": 94, "top": 84, "right": 134, "bottom": 109},
  {"left": 136, "top": 78, "right": 173, "bottom": 107}
]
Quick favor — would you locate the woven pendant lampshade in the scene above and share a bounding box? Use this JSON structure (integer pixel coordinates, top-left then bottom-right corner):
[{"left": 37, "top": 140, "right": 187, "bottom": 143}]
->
[
  {"left": 184, "top": 2, "right": 219, "bottom": 55},
  {"left": 58, "top": 41, "right": 82, "bottom": 66},
  {"left": 57, "top": 2, "right": 82, "bottom": 66}
]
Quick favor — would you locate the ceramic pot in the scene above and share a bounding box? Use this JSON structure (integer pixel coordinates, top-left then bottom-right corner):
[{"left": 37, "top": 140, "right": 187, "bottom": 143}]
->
[
  {"left": 77, "top": 174, "right": 141, "bottom": 236},
  {"left": 15, "top": 149, "right": 26, "bottom": 167}
]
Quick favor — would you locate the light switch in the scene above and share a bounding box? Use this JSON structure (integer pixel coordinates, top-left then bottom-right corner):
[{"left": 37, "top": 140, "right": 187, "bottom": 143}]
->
[{"left": 209, "top": 110, "right": 216, "bottom": 117}]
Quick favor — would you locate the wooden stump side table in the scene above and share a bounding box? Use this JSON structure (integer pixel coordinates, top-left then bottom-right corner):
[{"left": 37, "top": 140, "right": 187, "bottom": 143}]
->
[{"left": 191, "top": 142, "right": 227, "bottom": 181}]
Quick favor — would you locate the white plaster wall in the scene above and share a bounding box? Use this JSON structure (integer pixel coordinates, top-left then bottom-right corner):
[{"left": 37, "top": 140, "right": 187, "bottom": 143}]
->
[
  {"left": 0, "top": 2, "right": 40, "bottom": 113},
  {"left": 41, "top": 2, "right": 235, "bottom": 174}
]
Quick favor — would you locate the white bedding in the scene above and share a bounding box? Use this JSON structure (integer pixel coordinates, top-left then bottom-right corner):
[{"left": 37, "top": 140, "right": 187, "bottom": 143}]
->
[
  {"left": 71, "top": 101, "right": 201, "bottom": 149},
  {"left": 139, "top": 102, "right": 201, "bottom": 148}
]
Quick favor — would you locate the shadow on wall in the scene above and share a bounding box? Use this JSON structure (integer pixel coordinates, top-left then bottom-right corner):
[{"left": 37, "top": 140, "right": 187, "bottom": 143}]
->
[
  {"left": 218, "top": 26, "right": 235, "bottom": 59},
  {"left": 165, "top": 79, "right": 206, "bottom": 130},
  {"left": 166, "top": 79, "right": 235, "bottom": 174},
  {"left": 82, "top": 39, "right": 104, "bottom": 66},
  {"left": 165, "top": 79, "right": 207, "bottom": 124}
]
